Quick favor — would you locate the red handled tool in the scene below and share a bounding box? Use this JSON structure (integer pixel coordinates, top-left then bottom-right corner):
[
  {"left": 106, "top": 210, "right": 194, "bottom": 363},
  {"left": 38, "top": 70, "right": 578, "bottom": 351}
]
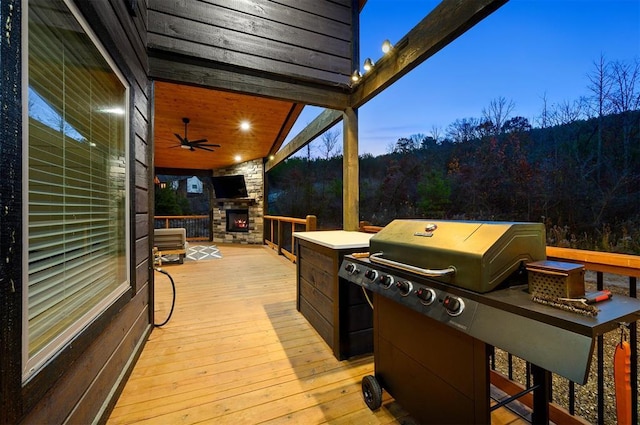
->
[{"left": 584, "top": 290, "right": 612, "bottom": 304}]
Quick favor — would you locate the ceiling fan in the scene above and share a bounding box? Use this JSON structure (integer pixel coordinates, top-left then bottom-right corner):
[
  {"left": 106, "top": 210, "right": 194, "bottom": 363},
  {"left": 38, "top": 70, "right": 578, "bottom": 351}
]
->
[{"left": 172, "top": 117, "right": 221, "bottom": 152}]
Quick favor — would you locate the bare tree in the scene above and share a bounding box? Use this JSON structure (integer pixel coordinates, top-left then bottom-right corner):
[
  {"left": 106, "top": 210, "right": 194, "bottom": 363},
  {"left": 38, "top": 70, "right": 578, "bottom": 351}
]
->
[
  {"left": 317, "top": 128, "right": 341, "bottom": 160},
  {"left": 446, "top": 117, "right": 481, "bottom": 143},
  {"left": 386, "top": 140, "right": 397, "bottom": 154},
  {"left": 482, "top": 96, "right": 515, "bottom": 135},
  {"left": 586, "top": 54, "right": 613, "bottom": 180},
  {"left": 549, "top": 98, "right": 586, "bottom": 126},
  {"left": 394, "top": 133, "right": 425, "bottom": 153},
  {"left": 587, "top": 54, "right": 614, "bottom": 117},
  {"left": 609, "top": 58, "right": 640, "bottom": 114},
  {"left": 429, "top": 125, "right": 442, "bottom": 143},
  {"left": 608, "top": 58, "right": 640, "bottom": 172},
  {"left": 537, "top": 92, "right": 551, "bottom": 129}
]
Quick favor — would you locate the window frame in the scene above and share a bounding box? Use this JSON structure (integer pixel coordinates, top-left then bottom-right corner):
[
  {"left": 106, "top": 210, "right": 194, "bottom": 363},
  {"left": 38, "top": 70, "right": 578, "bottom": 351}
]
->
[{"left": 21, "top": 0, "right": 132, "bottom": 383}]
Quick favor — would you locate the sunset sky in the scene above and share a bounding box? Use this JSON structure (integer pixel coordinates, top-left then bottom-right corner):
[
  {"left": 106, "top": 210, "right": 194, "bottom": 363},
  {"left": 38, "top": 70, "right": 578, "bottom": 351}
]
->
[{"left": 287, "top": 0, "right": 640, "bottom": 157}]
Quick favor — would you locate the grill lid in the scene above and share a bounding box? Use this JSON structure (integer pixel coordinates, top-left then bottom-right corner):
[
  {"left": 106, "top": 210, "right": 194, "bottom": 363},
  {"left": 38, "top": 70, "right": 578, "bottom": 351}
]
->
[{"left": 369, "top": 219, "right": 546, "bottom": 293}]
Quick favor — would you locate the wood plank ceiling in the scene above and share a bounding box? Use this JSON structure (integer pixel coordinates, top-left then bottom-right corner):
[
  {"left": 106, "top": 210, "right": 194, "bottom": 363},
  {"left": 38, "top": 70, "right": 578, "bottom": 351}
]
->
[{"left": 153, "top": 81, "right": 302, "bottom": 172}]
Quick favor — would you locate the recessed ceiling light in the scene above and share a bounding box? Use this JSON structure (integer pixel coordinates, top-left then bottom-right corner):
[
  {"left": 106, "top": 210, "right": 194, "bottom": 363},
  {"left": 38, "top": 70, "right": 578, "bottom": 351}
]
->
[
  {"left": 235, "top": 155, "right": 241, "bottom": 162},
  {"left": 240, "top": 121, "right": 250, "bottom": 131}
]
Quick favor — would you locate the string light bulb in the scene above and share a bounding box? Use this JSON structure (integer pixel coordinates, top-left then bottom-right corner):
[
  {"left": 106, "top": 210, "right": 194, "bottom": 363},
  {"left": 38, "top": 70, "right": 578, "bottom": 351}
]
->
[
  {"left": 351, "top": 69, "right": 362, "bottom": 82},
  {"left": 382, "top": 39, "right": 393, "bottom": 54},
  {"left": 363, "top": 58, "right": 375, "bottom": 72}
]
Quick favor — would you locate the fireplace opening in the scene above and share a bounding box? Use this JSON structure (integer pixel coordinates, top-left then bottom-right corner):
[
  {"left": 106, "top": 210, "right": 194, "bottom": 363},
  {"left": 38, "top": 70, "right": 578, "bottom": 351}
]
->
[{"left": 226, "top": 209, "right": 249, "bottom": 232}]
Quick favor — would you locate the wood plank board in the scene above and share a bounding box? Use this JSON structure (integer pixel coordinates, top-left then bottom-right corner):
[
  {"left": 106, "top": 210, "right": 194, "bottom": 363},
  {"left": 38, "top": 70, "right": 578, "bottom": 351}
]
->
[{"left": 107, "top": 244, "right": 527, "bottom": 424}]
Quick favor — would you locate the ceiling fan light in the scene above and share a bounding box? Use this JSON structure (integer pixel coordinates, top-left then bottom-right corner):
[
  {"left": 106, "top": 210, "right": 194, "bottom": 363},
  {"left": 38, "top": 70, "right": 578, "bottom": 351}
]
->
[{"left": 180, "top": 145, "right": 191, "bottom": 149}]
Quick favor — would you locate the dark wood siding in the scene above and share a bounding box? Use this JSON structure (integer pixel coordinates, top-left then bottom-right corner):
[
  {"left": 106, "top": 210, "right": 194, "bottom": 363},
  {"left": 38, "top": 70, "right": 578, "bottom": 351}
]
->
[
  {"left": 0, "top": 0, "right": 25, "bottom": 423},
  {"left": 0, "top": 0, "right": 153, "bottom": 423},
  {"left": 148, "top": 0, "right": 353, "bottom": 87}
]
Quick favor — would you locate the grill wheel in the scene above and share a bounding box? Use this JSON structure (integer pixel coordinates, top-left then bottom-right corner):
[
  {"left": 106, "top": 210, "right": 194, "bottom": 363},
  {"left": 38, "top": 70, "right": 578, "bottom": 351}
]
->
[{"left": 362, "top": 375, "right": 382, "bottom": 410}]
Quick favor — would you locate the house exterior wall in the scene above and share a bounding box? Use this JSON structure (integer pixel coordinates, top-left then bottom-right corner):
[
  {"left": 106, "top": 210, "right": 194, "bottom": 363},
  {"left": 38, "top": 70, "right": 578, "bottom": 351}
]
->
[
  {"left": 147, "top": 0, "right": 354, "bottom": 87},
  {"left": 0, "top": 1, "right": 25, "bottom": 423},
  {"left": 0, "top": 0, "right": 153, "bottom": 423}
]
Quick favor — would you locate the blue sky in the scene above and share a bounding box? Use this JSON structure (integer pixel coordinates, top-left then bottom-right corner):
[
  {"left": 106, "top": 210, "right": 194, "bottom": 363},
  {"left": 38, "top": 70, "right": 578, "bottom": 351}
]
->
[{"left": 287, "top": 0, "right": 640, "bottom": 157}]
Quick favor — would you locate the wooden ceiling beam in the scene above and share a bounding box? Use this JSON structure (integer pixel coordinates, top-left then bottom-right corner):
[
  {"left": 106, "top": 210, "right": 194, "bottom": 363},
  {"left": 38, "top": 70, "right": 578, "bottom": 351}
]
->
[
  {"left": 350, "top": 0, "right": 508, "bottom": 108},
  {"left": 265, "top": 109, "right": 343, "bottom": 172},
  {"left": 269, "top": 103, "right": 306, "bottom": 157},
  {"left": 149, "top": 54, "right": 350, "bottom": 110}
]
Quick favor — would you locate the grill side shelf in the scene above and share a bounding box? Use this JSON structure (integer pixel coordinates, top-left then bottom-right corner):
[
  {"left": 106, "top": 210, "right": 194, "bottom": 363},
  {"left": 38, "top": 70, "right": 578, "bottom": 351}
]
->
[{"left": 480, "top": 284, "right": 640, "bottom": 337}]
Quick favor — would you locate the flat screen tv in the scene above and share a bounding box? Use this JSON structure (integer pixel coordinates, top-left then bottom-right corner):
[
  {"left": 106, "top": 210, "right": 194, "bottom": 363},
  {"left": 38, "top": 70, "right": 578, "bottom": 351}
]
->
[{"left": 212, "top": 175, "right": 248, "bottom": 199}]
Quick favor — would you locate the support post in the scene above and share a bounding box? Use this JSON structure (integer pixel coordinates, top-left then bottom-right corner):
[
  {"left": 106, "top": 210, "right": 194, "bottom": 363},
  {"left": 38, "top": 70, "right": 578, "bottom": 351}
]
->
[
  {"left": 305, "top": 215, "right": 317, "bottom": 231},
  {"left": 342, "top": 107, "right": 359, "bottom": 231}
]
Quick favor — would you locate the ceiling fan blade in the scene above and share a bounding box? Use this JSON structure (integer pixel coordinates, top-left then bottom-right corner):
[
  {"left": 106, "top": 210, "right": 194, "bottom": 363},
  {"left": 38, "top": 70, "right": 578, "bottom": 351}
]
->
[
  {"left": 195, "top": 145, "right": 215, "bottom": 152},
  {"left": 190, "top": 138, "right": 208, "bottom": 144},
  {"left": 198, "top": 143, "right": 221, "bottom": 147},
  {"left": 174, "top": 133, "right": 185, "bottom": 143}
]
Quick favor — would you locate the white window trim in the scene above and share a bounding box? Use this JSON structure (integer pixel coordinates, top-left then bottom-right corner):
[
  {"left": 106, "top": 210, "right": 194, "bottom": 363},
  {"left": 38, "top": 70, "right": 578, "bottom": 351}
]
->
[{"left": 21, "top": 0, "right": 131, "bottom": 382}]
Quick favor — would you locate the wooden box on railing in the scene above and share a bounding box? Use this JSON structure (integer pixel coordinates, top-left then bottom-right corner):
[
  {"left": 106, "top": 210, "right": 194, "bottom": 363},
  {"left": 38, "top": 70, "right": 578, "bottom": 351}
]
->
[{"left": 526, "top": 260, "right": 585, "bottom": 298}]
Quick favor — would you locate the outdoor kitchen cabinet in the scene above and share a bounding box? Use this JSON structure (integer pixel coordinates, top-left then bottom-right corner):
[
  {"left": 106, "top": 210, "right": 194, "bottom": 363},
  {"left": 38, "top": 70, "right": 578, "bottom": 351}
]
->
[{"left": 294, "top": 231, "right": 374, "bottom": 360}]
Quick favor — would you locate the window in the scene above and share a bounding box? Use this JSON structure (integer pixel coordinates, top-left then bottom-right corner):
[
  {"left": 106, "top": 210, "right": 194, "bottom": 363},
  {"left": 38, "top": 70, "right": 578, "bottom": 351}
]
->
[{"left": 24, "top": 0, "right": 130, "bottom": 380}]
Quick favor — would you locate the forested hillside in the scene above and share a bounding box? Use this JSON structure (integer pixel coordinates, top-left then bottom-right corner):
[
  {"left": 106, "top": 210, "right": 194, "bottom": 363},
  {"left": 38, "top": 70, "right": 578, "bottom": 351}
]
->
[{"left": 268, "top": 57, "right": 640, "bottom": 253}]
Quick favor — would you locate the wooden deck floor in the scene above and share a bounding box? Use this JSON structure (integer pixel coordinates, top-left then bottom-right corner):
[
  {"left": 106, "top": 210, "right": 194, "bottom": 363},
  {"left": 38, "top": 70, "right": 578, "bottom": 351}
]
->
[{"left": 107, "top": 244, "right": 527, "bottom": 424}]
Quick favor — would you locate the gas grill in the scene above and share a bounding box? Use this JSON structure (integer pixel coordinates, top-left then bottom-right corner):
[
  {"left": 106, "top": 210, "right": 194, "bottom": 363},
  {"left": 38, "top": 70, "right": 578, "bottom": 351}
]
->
[{"left": 338, "top": 219, "right": 640, "bottom": 424}]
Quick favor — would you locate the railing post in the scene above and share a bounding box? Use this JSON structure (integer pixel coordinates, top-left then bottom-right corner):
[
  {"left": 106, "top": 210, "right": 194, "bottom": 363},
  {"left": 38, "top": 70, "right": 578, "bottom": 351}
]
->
[
  {"left": 271, "top": 218, "right": 275, "bottom": 244},
  {"left": 209, "top": 209, "right": 214, "bottom": 241},
  {"left": 305, "top": 215, "right": 317, "bottom": 231},
  {"left": 277, "top": 218, "right": 283, "bottom": 255}
]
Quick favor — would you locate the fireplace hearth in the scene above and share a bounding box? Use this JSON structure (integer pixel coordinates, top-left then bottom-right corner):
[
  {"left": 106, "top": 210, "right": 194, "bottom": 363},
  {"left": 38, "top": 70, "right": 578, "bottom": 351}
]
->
[{"left": 226, "top": 209, "right": 249, "bottom": 232}]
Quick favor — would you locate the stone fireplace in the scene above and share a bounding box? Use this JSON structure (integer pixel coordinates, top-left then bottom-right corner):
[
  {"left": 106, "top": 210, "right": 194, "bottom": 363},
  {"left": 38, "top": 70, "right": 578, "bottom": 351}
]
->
[{"left": 212, "top": 159, "right": 263, "bottom": 244}]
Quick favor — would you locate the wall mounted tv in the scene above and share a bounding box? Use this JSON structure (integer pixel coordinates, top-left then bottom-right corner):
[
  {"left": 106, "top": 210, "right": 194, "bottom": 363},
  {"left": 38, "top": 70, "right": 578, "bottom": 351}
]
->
[{"left": 212, "top": 175, "right": 248, "bottom": 199}]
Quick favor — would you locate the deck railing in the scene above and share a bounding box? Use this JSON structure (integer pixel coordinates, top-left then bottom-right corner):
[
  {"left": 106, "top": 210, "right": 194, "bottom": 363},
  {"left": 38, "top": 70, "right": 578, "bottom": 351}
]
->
[
  {"left": 263, "top": 215, "right": 317, "bottom": 262},
  {"left": 154, "top": 214, "right": 211, "bottom": 241}
]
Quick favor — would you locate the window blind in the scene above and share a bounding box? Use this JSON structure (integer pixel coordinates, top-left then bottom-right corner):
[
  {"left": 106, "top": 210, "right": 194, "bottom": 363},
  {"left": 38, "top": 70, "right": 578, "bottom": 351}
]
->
[{"left": 26, "top": 0, "right": 129, "bottom": 368}]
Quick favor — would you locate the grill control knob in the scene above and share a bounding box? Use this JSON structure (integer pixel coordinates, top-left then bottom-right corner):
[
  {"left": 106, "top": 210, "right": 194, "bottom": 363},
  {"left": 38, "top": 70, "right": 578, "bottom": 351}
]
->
[
  {"left": 443, "top": 296, "right": 465, "bottom": 316},
  {"left": 344, "top": 263, "right": 359, "bottom": 275},
  {"left": 364, "top": 269, "right": 379, "bottom": 281},
  {"left": 416, "top": 287, "right": 436, "bottom": 305},
  {"left": 378, "top": 274, "right": 394, "bottom": 289},
  {"left": 396, "top": 280, "right": 413, "bottom": 297}
]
